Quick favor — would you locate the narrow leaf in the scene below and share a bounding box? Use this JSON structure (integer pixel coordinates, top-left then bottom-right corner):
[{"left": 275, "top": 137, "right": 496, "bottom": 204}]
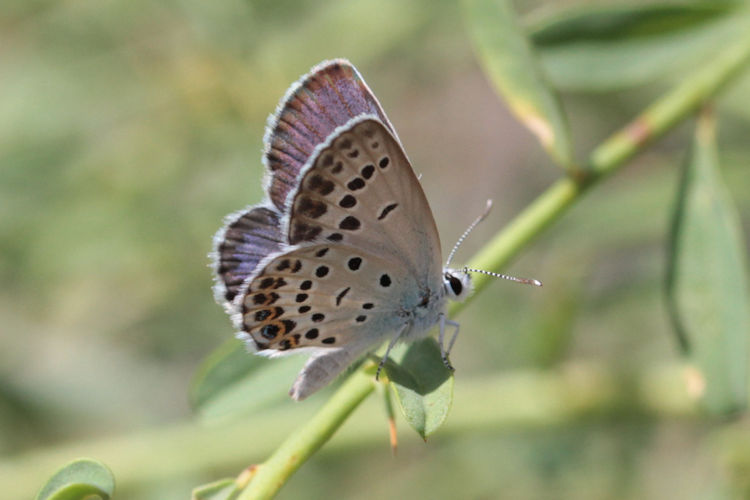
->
[
  {"left": 464, "top": 0, "right": 575, "bottom": 169},
  {"left": 36, "top": 458, "right": 115, "bottom": 500},
  {"left": 385, "top": 338, "right": 454, "bottom": 438},
  {"left": 529, "top": 2, "right": 749, "bottom": 91},
  {"left": 665, "top": 108, "right": 750, "bottom": 414},
  {"left": 190, "top": 339, "right": 303, "bottom": 422}
]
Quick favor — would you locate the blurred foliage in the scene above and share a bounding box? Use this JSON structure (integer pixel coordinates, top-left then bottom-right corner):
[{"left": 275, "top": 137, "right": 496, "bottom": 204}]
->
[
  {"left": 465, "top": 0, "right": 575, "bottom": 168},
  {"left": 528, "top": 1, "right": 750, "bottom": 91},
  {"left": 1, "top": 0, "right": 750, "bottom": 499},
  {"left": 666, "top": 109, "right": 750, "bottom": 415},
  {"left": 35, "top": 458, "right": 114, "bottom": 500}
]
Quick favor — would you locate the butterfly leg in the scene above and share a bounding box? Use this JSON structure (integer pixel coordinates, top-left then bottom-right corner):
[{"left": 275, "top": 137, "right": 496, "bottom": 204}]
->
[
  {"left": 376, "top": 324, "right": 408, "bottom": 381},
  {"left": 438, "top": 314, "right": 460, "bottom": 371}
]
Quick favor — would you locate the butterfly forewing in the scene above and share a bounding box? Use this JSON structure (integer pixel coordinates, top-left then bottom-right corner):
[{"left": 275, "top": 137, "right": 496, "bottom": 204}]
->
[
  {"left": 284, "top": 117, "right": 443, "bottom": 287},
  {"left": 264, "top": 61, "right": 397, "bottom": 211}
]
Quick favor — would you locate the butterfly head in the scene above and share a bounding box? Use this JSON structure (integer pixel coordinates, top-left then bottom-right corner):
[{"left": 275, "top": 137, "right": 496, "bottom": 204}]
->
[{"left": 443, "top": 268, "right": 473, "bottom": 302}]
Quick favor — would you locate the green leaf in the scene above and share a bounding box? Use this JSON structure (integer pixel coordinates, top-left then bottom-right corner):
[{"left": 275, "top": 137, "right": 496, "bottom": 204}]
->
[
  {"left": 190, "top": 338, "right": 304, "bottom": 422},
  {"left": 464, "top": 0, "right": 575, "bottom": 169},
  {"left": 192, "top": 477, "right": 241, "bottom": 500},
  {"left": 36, "top": 458, "right": 115, "bottom": 500},
  {"left": 529, "top": 2, "right": 750, "bottom": 91},
  {"left": 665, "top": 109, "right": 750, "bottom": 414},
  {"left": 385, "top": 338, "right": 454, "bottom": 439}
]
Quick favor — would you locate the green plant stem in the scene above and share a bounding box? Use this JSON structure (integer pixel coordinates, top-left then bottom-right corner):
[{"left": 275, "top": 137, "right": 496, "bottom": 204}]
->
[
  {"left": 237, "top": 366, "right": 377, "bottom": 500},
  {"left": 589, "top": 31, "right": 750, "bottom": 176},
  {"left": 453, "top": 28, "right": 750, "bottom": 313},
  {"left": 231, "top": 32, "right": 750, "bottom": 499}
]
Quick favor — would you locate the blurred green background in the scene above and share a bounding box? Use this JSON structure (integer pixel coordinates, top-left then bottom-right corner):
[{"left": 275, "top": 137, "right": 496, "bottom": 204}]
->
[{"left": 2, "top": 0, "right": 750, "bottom": 499}]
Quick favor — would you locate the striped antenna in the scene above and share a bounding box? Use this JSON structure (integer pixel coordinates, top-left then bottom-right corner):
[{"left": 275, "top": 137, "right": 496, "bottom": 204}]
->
[
  {"left": 463, "top": 267, "right": 542, "bottom": 287},
  {"left": 445, "top": 199, "right": 493, "bottom": 268}
]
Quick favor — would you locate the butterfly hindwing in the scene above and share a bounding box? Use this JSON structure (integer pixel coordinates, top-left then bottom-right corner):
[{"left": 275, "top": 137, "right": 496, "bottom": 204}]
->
[
  {"left": 237, "top": 243, "right": 406, "bottom": 352},
  {"left": 212, "top": 206, "right": 285, "bottom": 310}
]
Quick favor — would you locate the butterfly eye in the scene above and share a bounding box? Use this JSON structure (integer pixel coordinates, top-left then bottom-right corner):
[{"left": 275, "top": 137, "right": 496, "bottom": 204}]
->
[
  {"left": 449, "top": 275, "right": 463, "bottom": 296},
  {"left": 443, "top": 270, "right": 473, "bottom": 302},
  {"left": 444, "top": 273, "right": 463, "bottom": 298}
]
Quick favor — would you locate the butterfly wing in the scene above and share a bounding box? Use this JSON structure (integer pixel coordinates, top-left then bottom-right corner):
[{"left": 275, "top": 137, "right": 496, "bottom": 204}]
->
[
  {"left": 212, "top": 206, "right": 285, "bottom": 312},
  {"left": 236, "top": 243, "right": 404, "bottom": 349},
  {"left": 236, "top": 241, "right": 412, "bottom": 400},
  {"left": 263, "top": 60, "right": 399, "bottom": 210},
  {"left": 283, "top": 116, "right": 443, "bottom": 293}
]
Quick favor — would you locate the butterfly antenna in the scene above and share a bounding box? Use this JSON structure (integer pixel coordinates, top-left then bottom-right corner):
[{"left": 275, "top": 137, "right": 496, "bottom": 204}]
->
[
  {"left": 463, "top": 267, "right": 542, "bottom": 287},
  {"left": 445, "top": 199, "right": 493, "bottom": 268}
]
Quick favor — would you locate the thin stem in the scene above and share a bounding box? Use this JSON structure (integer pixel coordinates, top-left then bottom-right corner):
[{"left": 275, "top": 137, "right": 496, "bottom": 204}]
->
[
  {"left": 589, "top": 31, "right": 750, "bottom": 176},
  {"left": 237, "top": 365, "right": 377, "bottom": 500}
]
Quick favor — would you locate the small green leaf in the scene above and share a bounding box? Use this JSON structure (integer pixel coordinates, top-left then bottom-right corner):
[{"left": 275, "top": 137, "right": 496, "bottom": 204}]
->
[
  {"left": 529, "top": 2, "right": 749, "bottom": 91},
  {"left": 385, "top": 338, "right": 454, "bottom": 438},
  {"left": 192, "top": 477, "right": 241, "bottom": 500},
  {"left": 464, "top": 0, "right": 575, "bottom": 169},
  {"left": 665, "top": 109, "right": 750, "bottom": 414},
  {"left": 190, "top": 338, "right": 304, "bottom": 422},
  {"left": 36, "top": 458, "right": 115, "bottom": 500}
]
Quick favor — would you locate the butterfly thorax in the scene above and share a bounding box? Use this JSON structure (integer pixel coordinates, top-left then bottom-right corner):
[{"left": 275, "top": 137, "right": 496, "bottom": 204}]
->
[
  {"left": 396, "top": 281, "right": 446, "bottom": 341},
  {"left": 397, "top": 268, "right": 472, "bottom": 341}
]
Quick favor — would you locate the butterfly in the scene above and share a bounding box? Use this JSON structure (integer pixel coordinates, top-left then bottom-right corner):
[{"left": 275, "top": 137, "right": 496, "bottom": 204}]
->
[{"left": 212, "top": 59, "right": 537, "bottom": 400}]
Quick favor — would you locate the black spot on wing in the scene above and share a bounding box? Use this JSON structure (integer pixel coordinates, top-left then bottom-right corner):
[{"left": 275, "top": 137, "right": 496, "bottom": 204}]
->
[
  {"left": 335, "top": 287, "right": 350, "bottom": 306},
  {"left": 378, "top": 203, "right": 398, "bottom": 220}
]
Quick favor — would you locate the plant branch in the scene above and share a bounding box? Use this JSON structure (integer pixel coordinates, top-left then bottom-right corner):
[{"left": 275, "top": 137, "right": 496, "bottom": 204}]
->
[
  {"left": 454, "top": 29, "right": 750, "bottom": 308},
  {"left": 237, "top": 364, "right": 377, "bottom": 500},
  {"left": 589, "top": 30, "right": 750, "bottom": 177}
]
